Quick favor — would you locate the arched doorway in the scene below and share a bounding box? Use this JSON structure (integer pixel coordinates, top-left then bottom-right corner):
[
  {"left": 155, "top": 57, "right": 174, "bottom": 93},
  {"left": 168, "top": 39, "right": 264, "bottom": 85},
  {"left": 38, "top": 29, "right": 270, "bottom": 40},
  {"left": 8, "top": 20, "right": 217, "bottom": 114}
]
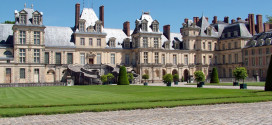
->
[
  {"left": 162, "top": 69, "right": 166, "bottom": 77},
  {"left": 172, "top": 69, "right": 178, "bottom": 75},
  {"left": 46, "top": 70, "right": 55, "bottom": 83},
  {"left": 183, "top": 69, "right": 189, "bottom": 82}
]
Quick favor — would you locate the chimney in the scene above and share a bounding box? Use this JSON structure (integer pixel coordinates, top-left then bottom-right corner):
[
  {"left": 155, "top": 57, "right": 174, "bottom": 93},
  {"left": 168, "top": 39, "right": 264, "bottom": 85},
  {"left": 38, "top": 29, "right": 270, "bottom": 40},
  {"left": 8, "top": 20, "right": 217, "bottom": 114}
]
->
[
  {"left": 205, "top": 17, "right": 209, "bottom": 22},
  {"left": 193, "top": 17, "right": 197, "bottom": 24},
  {"left": 75, "top": 3, "right": 80, "bottom": 30},
  {"left": 196, "top": 17, "right": 200, "bottom": 24},
  {"left": 224, "top": 16, "right": 229, "bottom": 24},
  {"left": 256, "top": 14, "right": 263, "bottom": 33},
  {"left": 99, "top": 5, "right": 104, "bottom": 27},
  {"left": 212, "top": 16, "right": 218, "bottom": 24},
  {"left": 248, "top": 14, "right": 255, "bottom": 35},
  {"left": 184, "top": 18, "right": 188, "bottom": 23},
  {"left": 245, "top": 18, "right": 248, "bottom": 21},
  {"left": 264, "top": 23, "right": 270, "bottom": 32},
  {"left": 163, "top": 25, "right": 170, "bottom": 40},
  {"left": 123, "top": 21, "right": 130, "bottom": 36},
  {"left": 231, "top": 19, "right": 236, "bottom": 24},
  {"left": 237, "top": 17, "right": 241, "bottom": 21}
]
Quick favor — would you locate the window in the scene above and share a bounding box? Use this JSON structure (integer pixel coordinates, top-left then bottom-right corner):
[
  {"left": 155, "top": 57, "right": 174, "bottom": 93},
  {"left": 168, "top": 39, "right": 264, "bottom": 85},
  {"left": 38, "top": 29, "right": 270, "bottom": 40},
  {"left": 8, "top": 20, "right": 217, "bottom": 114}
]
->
[
  {"left": 194, "top": 55, "right": 197, "bottom": 64},
  {"left": 234, "top": 31, "right": 238, "bottom": 37},
  {"left": 154, "top": 38, "right": 159, "bottom": 48},
  {"left": 215, "top": 56, "right": 217, "bottom": 65},
  {"left": 96, "top": 24, "right": 102, "bottom": 32},
  {"left": 162, "top": 54, "right": 165, "bottom": 64},
  {"left": 203, "top": 42, "right": 206, "bottom": 49},
  {"left": 259, "top": 57, "right": 262, "bottom": 66},
  {"left": 235, "top": 54, "right": 238, "bottom": 63},
  {"left": 245, "top": 50, "right": 248, "bottom": 56},
  {"left": 19, "top": 31, "right": 26, "bottom": 44},
  {"left": 227, "top": 32, "right": 231, "bottom": 37},
  {"left": 185, "top": 55, "right": 188, "bottom": 65},
  {"left": 45, "top": 52, "right": 49, "bottom": 64},
  {"left": 259, "top": 48, "right": 262, "bottom": 55},
  {"left": 155, "top": 52, "right": 159, "bottom": 64},
  {"left": 229, "top": 69, "right": 232, "bottom": 77},
  {"left": 20, "top": 68, "right": 25, "bottom": 79},
  {"left": 97, "top": 39, "right": 101, "bottom": 47},
  {"left": 229, "top": 54, "right": 232, "bottom": 64},
  {"left": 222, "top": 33, "right": 225, "bottom": 38},
  {"left": 144, "top": 52, "right": 148, "bottom": 64},
  {"left": 67, "top": 53, "right": 73, "bottom": 64},
  {"left": 89, "top": 38, "right": 93, "bottom": 46},
  {"left": 209, "top": 56, "right": 212, "bottom": 64},
  {"left": 125, "top": 41, "right": 130, "bottom": 48},
  {"left": 223, "top": 68, "right": 226, "bottom": 77},
  {"left": 79, "top": 22, "right": 84, "bottom": 32},
  {"left": 228, "top": 43, "right": 231, "bottom": 49},
  {"left": 125, "top": 54, "right": 130, "bottom": 65},
  {"left": 235, "top": 42, "right": 238, "bottom": 49},
  {"left": 252, "top": 49, "right": 255, "bottom": 55},
  {"left": 20, "top": 15, "right": 26, "bottom": 24},
  {"left": 109, "top": 40, "right": 115, "bottom": 47},
  {"left": 203, "top": 56, "right": 206, "bottom": 64},
  {"left": 142, "top": 23, "right": 147, "bottom": 31},
  {"left": 97, "top": 53, "right": 101, "bottom": 64},
  {"left": 266, "top": 48, "right": 269, "bottom": 54},
  {"left": 33, "top": 15, "right": 39, "bottom": 25},
  {"left": 34, "top": 31, "right": 40, "bottom": 45},
  {"left": 252, "top": 58, "right": 255, "bottom": 66},
  {"left": 111, "top": 54, "right": 115, "bottom": 65},
  {"left": 55, "top": 53, "right": 61, "bottom": 64},
  {"left": 165, "top": 43, "right": 169, "bottom": 49},
  {"left": 153, "top": 24, "right": 158, "bottom": 32},
  {"left": 19, "top": 49, "right": 26, "bottom": 63},
  {"left": 222, "top": 44, "right": 225, "bottom": 50},
  {"left": 34, "top": 49, "right": 40, "bottom": 63},
  {"left": 208, "top": 42, "right": 212, "bottom": 51},
  {"left": 80, "top": 53, "right": 85, "bottom": 65},
  {"left": 80, "top": 38, "right": 85, "bottom": 45},
  {"left": 245, "top": 58, "right": 248, "bottom": 66},
  {"left": 143, "top": 37, "right": 148, "bottom": 48},
  {"left": 173, "top": 55, "right": 177, "bottom": 65},
  {"left": 223, "top": 55, "right": 225, "bottom": 64}
]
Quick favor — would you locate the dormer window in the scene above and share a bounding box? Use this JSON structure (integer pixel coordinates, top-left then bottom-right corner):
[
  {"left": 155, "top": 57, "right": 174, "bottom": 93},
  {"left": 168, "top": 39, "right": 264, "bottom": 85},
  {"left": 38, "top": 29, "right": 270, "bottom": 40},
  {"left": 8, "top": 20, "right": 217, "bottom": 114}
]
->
[
  {"left": 109, "top": 40, "right": 115, "bottom": 48},
  {"left": 227, "top": 32, "right": 231, "bottom": 37},
  {"left": 234, "top": 31, "right": 238, "bottom": 37},
  {"left": 165, "top": 43, "right": 169, "bottom": 49},
  {"left": 152, "top": 20, "right": 159, "bottom": 32},
  {"left": 142, "top": 23, "right": 147, "bottom": 31},
  {"left": 33, "top": 15, "right": 39, "bottom": 25},
  {"left": 20, "top": 15, "right": 27, "bottom": 24},
  {"left": 222, "top": 33, "right": 225, "bottom": 38},
  {"left": 95, "top": 21, "right": 103, "bottom": 33},
  {"left": 79, "top": 22, "right": 85, "bottom": 32},
  {"left": 96, "top": 24, "right": 101, "bottom": 32}
]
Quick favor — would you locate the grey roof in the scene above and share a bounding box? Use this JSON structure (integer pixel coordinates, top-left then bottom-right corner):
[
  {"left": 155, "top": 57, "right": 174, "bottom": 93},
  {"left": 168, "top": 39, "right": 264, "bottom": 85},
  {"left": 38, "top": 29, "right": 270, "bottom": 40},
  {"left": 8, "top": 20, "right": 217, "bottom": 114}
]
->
[
  {"left": 197, "top": 16, "right": 218, "bottom": 37},
  {"left": 0, "top": 24, "right": 13, "bottom": 45},
  {"left": 162, "top": 33, "right": 183, "bottom": 50},
  {"left": 103, "top": 28, "right": 133, "bottom": 48},
  {"left": 220, "top": 23, "right": 252, "bottom": 40},
  {"left": 80, "top": 8, "right": 99, "bottom": 30},
  {"left": 246, "top": 31, "right": 272, "bottom": 48},
  {"left": 15, "top": 8, "right": 35, "bottom": 25},
  {"left": 44, "top": 26, "right": 75, "bottom": 48}
]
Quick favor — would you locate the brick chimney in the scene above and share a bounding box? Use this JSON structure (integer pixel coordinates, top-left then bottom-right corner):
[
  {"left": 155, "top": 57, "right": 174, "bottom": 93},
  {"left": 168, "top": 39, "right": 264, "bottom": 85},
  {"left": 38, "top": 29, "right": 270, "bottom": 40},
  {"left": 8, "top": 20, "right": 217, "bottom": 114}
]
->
[
  {"left": 212, "top": 16, "right": 218, "bottom": 24},
  {"left": 256, "top": 14, "right": 263, "bottom": 33},
  {"left": 237, "top": 17, "right": 241, "bottom": 21},
  {"left": 248, "top": 14, "right": 255, "bottom": 35},
  {"left": 163, "top": 25, "right": 170, "bottom": 40},
  {"left": 193, "top": 17, "right": 197, "bottom": 24},
  {"left": 75, "top": 3, "right": 80, "bottom": 30},
  {"left": 123, "top": 21, "right": 130, "bottom": 37},
  {"left": 205, "top": 17, "right": 209, "bottom": 22},
  {"left": 99, "top": 5, "right": 104, "bottom": 27},
  {"left": 224, "top": 16, "right": 229, "bottom": 24},
  {"left": 184, "top": 18, "right": 188, "bottom": 23},
  {"left": 196, "top": 17, "right": 200, "bottom": 24},
  {"left": 231, "top": 19, "right": 236, "bottom": 24}
]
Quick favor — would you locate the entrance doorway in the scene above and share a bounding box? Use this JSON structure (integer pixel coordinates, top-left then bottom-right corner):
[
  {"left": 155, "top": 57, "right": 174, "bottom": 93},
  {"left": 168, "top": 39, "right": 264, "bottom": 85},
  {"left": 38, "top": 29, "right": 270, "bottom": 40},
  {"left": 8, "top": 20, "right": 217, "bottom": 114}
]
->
[
  {"left": 5, "top": 68, "right": 11, "bottom": 83},
  {"left": 183, "top": 69, "right": 189, "bottom": 82},
  {"left": 89, "top": 58, "right": 94, "bottom": 64},
  {"left": 34, "top": 69, "right": 39, "bottom": 83}
]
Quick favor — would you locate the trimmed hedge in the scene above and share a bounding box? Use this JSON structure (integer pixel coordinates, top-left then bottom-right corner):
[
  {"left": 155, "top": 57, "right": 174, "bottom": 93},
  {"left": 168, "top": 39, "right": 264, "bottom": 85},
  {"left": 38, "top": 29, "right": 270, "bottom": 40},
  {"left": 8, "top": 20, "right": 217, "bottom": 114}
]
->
[
  {"left": 210, "top": 68, "right": 219, "bottom": 83},
  {"left": 265, "top": 55, "right": 272, "bottom": 91},
  {"left": 118, "top": 66, "right": 130, "bottom": 85}
]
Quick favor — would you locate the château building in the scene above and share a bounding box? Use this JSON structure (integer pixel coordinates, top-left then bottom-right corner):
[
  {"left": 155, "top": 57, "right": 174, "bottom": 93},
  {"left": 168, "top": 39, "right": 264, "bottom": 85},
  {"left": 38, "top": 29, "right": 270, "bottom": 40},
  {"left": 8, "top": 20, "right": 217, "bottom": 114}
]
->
[{"left": 0, "top": 3, "right": 271, "bottom": 84}]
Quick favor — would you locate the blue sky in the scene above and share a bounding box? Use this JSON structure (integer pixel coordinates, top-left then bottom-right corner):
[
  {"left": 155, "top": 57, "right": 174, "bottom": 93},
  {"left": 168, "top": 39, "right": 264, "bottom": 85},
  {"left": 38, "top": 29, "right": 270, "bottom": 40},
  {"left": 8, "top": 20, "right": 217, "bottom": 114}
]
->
[{"left": 1, "top": 0, "right": 271, "bottom": 33}]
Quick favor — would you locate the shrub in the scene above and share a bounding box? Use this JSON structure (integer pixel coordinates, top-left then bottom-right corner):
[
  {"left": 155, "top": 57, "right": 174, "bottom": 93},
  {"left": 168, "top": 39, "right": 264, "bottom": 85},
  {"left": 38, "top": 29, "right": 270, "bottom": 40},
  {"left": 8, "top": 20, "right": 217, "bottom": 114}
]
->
[
  {"left": 210, "top": 68, "right": 219, "bottom": 83},
  {"left": 194, "top": 71, "right": 205, "bottom": 83},
  {"left": 101, "top": 75, "right": 108, "bottom": 83},
  {"left": 173, "top": 74, "right": 179, "bottom": 82},
  {"left": 233, "top": 67, "right": 248, "bottom": 84},
  {"left": 163, "top": 74, "right": 173, "bottom": 83},
  {"left": 142, "top": 74, "right": 149, "bottom": 83},
  {"left": 265, "top": 55, "right": 272, "bottom": 91},
  {"left": 127, "top": 73, "right": 134, "bottom": 82},
  {"left": 118, "top": 66, "right": 130, "bottom": 85},
  {"left": 107, "top": 73, "right": 114, "bottom": 83}
]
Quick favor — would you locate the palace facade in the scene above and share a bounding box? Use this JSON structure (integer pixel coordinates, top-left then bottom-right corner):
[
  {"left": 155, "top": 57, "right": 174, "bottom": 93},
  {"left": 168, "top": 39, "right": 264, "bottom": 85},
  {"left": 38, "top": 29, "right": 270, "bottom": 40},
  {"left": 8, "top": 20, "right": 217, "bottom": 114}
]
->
[{"left": 0, "top": 3, "right": 271, "bottom": 84}]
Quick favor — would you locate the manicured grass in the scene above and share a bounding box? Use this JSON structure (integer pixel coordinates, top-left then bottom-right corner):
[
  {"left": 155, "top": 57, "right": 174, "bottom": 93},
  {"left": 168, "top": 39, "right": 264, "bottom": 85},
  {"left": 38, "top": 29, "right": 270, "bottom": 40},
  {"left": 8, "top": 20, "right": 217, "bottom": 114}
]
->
[
  {"left": 185, "top": 82, "right": 265, "bottom": 86},
  {"left": 0, "top": 85, "right": 271, "bottom": 117}
]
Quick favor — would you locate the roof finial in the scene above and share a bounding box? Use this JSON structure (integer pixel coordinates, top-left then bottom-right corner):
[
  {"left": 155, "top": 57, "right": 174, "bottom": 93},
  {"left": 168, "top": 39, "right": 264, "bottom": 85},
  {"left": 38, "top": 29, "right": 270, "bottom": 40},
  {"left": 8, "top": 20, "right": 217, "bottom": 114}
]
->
[
  {"left": 31, "top": 4, "right": 33, "bottom": 9},
  {"left": 83, "top": 0, "right": 85, "bottom": 8},
  {"left": 24, "top": 3, "right": 26, "bottom": 8}
]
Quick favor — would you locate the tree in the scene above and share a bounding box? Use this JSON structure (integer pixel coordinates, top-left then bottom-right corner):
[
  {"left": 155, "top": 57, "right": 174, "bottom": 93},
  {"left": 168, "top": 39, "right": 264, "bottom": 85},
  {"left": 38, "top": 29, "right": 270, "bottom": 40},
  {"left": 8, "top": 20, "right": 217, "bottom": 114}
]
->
[
  {"left": 233, "top": 67, "right": 248, "bottom": 84},
  {"left": 265, "top": 55, "right": 272, "bottom": 91},
  {"left": 163, "top": 74, "right": 173, "bottom": 83},
  {"left": 266, "top": 15, "right": 272, "bottom": 24},
  {"left": 101, "top": 75, "right": 108, "bottom": 84},
  {"left": 127, "top": 73, "right": 134, "bottom": 82},
  {"left": 118, "top": 66, "right": 129, "bottom": 85},
  {"left": 107, "top": 73, "right": 114, "bottom": 84},
  {"left": 142, "top": 74, "right": 149, "bottom": 83},
  {"left": 210, "top": 68, "right": 219, "bottom": 83},
  {"left": 194, "top": 71, "right": 205, "bottom": 83},
  {"left": 173, "top": 74, "right": 179, "bottom": 82},
  {"left": 3, "top": 21, "right": 15, "bottom": 24}
]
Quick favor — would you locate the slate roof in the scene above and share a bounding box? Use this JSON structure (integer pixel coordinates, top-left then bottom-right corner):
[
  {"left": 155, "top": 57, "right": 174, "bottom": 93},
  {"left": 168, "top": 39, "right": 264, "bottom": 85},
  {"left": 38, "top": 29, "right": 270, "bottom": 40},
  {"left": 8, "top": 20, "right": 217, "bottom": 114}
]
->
[
  {"left": 220, "top": 23, "right": 252, "bottom": 40},
  {"left": 162, "top": 33, "right": 183, "bottom": 50},
  {"left": 103, "top": 28, "right": 133, "bottom": 48},
  {"left": 80, "top": 8, "right": 99, "bottom": 30},
  {"left": 196, "top": 16, "right": 218, "bottom": 37},
  {"left": 246, "top": 31, "right": 272, "bottom": 48}
]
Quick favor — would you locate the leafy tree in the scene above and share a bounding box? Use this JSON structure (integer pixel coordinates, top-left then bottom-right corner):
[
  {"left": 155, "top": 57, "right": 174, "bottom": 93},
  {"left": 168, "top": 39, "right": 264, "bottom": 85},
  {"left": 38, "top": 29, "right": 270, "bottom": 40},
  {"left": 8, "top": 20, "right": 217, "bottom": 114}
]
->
[
  {"left": 107, "top": 73, "right": 114, "bottom": 84},
  {"left": 266, "top": 15, "right": 272, "bottom": 24},
  {"left": 210, "top": 68, "right": 219, "bottom": 83},
  {"left": 127, "top": 73, "right": 134, "bottom": 82},
  {"left": 163, "top": 74, "right": 173, "bottom": 83},
  {"left": 173, "top": 74, "right": 179, "bottom": 82},
  {"left": 265, "top": 55, "right": 272, "bottom": 91},
  {"left": 142, "top": 74, "right": 149, "bottom": 83},
  {"left": 233, "top": 67, "right": 248, "bottom": 84},
  {"left": 3, "top": 21, "right": 15, "bottom": 24},
  {"left": 194, "top": 71, "right": 205, "bottom": 83},
  {"left": 118, "top": 66, "right": 129, "bottom": 85},
  {"left": 101, "top": 75, "right": 108, "bottom": 84}
]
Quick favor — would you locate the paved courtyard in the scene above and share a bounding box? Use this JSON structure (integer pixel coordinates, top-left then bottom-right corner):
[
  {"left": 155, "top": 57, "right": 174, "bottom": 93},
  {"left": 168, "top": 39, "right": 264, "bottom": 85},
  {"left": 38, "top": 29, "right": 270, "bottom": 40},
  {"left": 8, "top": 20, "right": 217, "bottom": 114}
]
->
[{"left": 0, "top": 101, "right": 271, "bottom": 125}]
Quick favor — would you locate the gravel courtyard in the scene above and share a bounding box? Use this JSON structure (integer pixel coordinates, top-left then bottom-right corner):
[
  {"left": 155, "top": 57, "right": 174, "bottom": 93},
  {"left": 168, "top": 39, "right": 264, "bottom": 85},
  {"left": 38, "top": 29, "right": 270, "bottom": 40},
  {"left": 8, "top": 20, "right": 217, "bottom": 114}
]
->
[{"left": 0, "top": 101, "right": 271, "bottom": 125}]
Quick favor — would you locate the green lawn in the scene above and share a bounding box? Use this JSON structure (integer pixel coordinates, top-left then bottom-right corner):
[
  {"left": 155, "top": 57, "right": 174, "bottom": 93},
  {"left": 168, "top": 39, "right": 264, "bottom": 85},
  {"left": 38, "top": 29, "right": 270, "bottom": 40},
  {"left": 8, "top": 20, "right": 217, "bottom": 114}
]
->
[
  {"left": 185, "top": 82, "right": 265, "bottom": 86},
  {"left": 0, "top": 85, "right": 271, "bottom": 117}
]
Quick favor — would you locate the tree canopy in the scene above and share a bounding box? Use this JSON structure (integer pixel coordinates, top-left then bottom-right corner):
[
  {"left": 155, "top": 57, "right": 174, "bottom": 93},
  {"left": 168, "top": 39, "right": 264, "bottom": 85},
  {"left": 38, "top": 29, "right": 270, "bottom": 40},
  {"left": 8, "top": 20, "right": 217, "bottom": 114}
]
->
[
  {"left": 194, "top": 71, "right": 205, "bottom": 83},
  {"left": 266, "top": 15, "right": 272, "bottom": 24},
  {"left": 163, "top": 74, "right": 173, "bottom": 83},
  {"left": 233, "top": 67, "right": 248, "bottom": 84},
  {"left": 3, "top": 21, "right": 15, "bottom": 24}
]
